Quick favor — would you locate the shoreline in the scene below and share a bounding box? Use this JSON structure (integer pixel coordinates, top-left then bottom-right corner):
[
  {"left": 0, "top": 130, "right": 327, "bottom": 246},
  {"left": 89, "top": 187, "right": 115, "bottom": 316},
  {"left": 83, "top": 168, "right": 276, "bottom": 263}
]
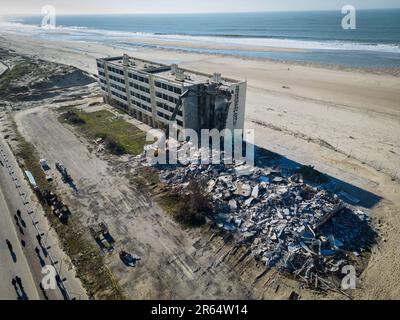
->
[
  {"left": 144, "top": 43, "right": 400, "bottom": 77},
  {"left": 1, "top": 31, "right": 399, "bottom": 78},
  {"left": 0, "top": 21, "right": 400, "bottom": 76}
]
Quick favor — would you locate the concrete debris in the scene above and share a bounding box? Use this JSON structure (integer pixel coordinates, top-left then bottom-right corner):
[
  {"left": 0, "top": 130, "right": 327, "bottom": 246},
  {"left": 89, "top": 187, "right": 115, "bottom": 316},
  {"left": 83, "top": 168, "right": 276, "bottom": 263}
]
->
[
  {"left": 233, "top": 183, "right": 251, "bottom": 197},
  {"left": 228, "top": 199, "right": 238, "bottom": 210},
  {"left": 235, "top": 165, "right": 254, "bottom": 177},
  {"left": 153, "top": 146, "right": 372, "bottom": 292}
]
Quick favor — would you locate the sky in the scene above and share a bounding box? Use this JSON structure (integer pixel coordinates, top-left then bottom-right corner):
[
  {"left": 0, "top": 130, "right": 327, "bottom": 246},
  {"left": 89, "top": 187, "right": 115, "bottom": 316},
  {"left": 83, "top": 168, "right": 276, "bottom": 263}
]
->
[{"left": 1, "top": 0, "right": 399, "bottom": 15}]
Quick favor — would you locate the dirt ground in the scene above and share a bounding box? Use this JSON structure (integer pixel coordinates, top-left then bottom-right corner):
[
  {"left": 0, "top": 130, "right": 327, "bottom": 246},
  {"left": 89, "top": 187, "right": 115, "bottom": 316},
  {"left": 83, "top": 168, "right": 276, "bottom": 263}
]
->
[{"left": 14, "top": 103, "right": 318, "bottom": 299}]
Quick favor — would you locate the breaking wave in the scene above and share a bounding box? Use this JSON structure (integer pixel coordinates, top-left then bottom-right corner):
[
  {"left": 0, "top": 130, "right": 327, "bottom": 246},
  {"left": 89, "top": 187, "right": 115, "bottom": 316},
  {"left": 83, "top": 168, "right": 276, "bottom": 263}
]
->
[{"left": 1, "top": 19, "right": 400, "bottom": 54}]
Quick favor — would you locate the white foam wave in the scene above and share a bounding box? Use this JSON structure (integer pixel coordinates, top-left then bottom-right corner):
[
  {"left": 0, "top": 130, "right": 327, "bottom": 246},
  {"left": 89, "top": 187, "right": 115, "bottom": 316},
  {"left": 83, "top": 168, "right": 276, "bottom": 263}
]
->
[{"left": 1, "top": 21, "right": 399, "bottom": 54}]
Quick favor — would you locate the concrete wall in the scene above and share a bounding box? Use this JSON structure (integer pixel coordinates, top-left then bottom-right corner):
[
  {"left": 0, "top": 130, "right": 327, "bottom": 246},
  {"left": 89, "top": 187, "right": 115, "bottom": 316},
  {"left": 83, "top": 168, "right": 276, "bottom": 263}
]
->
[{"left": 225, "top": 81, "right": 247, "bottom": 132}]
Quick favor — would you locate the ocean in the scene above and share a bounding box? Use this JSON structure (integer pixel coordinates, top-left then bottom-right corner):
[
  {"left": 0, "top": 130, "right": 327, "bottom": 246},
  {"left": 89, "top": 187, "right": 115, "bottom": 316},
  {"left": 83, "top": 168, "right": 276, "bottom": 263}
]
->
[{"left": 2, "top": 10, "right": 400, "bottom": 69}]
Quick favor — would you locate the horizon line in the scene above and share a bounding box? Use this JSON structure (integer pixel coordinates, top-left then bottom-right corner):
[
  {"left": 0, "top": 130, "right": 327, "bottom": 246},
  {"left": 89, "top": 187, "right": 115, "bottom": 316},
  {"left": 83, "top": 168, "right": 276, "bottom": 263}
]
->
[{"left": 1, "top": 7, "right": 400, "bottom": 16}]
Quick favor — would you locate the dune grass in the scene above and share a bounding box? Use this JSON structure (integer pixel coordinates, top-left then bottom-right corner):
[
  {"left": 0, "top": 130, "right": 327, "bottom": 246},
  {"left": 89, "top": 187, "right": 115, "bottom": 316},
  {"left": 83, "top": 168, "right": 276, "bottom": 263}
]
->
[{"left": 60, "top": 109, "right": 147, "bottom": 155}]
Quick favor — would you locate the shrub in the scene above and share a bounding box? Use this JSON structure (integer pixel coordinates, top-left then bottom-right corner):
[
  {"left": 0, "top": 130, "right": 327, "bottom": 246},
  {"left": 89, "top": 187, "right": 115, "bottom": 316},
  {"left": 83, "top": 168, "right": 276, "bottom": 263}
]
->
[
  {"left": 95, "top": 132, "right": 107, "bottom": 140},
  {"left": 63, "top": 111, "right": 86, "bottom": 125},
  {"left": 174, "top": 181, "right": 212, "bottom": 227},
  {"left": 105, "top": 136, "right": 126, "bottom": 155}
]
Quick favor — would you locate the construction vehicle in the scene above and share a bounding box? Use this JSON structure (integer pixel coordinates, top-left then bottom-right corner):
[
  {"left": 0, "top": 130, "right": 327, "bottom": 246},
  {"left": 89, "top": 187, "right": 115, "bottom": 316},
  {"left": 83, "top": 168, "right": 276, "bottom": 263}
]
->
[
  {"left": 43, "top": 190, "right": 58, "bottom": 206},
  {"left": 53, "top": 203, "right": 70, "bottom": 223},
  {"left": 39, "top": 158, "right": 50, "bottom": 171},
  {"left": 34, "top": 186, "right": 45, "bottom": 204},
  {"left": 55, "top": 162, "right": 72, "bottom": 183},
  {"left": 119, "top": 250, "right": 141, "bottom": 267},
  {"left": 42, "top": 190, "right": 70, "bottom": 223},
  {"left": 89, "top": 222, "right": 114, "bottom": 252},
  {"left": 39, "top": 159, "right": 53, "bottom": 181}
]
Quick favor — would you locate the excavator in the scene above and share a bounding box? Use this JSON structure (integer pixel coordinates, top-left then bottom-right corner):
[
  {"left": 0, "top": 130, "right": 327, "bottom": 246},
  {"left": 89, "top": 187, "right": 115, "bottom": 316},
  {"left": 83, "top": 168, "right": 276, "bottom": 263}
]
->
[{"left": 55, "top": 162, "right": 72, "bottom": 183}]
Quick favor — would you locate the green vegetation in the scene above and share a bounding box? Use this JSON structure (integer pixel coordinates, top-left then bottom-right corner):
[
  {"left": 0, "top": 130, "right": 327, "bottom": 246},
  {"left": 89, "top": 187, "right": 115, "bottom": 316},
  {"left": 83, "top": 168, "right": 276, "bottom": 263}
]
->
[
  {"left": 60, "top": 109, "right": 147, "bottom": 155},
  {"left": 10, "top": 118, "right": 48, "bottom": 190},
  {"left": 62, "top": 110, "right": 86, "bottom": 125},
  {"left": 156, "top": 193, "right": 182, "bottom": 214},
  {"left": 132, "top": 166, "right": 160, "bottom": 187},
  {"left": 173, "top": 181, "right": 211, "bottom": 227},
  {"left": 156, "top": 181, "right": 211, "bottom": 227},
  {"left": 104, "top": 136, "right": 126, "bottom": 155},
  {"left": 1, "top": 61, "right": 29, "bottom": 82},
  {"left": 0, "top": 59, "right": 37, "bottom": 97},
  {"left": 132, "top": 168, "right": 210, "bottom": 228}
]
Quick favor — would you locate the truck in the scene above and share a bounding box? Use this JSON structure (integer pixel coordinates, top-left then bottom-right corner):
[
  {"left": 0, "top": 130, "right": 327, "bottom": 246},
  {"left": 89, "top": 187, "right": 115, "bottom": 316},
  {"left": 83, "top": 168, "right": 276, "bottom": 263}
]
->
[
  {"left": 42, "top": 190, "right": 70, "bottom": 223},
  {"left": 89, "top": 222, "right": 115, "bottom": 252},
  {"left": 55, "top": 162, "right": 72, "bottom": 183},
  {"left": 39, "top": 159, "right": 53, "bottom": 181}
]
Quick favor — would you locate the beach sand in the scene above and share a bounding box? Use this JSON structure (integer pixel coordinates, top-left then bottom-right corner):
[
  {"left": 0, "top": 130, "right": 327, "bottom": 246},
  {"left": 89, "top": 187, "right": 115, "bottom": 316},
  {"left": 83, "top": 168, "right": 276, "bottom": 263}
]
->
[{"left": 1, "top": 30, "right": 400, "bottom": 299}]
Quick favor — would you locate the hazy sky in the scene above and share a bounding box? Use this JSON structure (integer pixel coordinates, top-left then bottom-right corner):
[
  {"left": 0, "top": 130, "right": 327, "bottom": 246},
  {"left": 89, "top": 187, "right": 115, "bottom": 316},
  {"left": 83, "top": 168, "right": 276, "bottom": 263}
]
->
[{"left": 1, "top": 0, "right": 399, "bottom": 15}]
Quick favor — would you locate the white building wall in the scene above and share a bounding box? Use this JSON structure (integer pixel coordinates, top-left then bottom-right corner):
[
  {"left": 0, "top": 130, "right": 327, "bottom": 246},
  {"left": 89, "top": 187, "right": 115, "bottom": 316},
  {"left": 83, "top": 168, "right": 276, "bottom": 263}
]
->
[{"left": 96, "top": 57, "right": 246, "bottom": 133}]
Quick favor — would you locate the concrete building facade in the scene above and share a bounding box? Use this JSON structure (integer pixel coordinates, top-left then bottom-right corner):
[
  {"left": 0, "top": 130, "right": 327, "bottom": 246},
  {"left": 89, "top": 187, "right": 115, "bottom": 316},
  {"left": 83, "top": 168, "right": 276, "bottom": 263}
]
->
[{"left": 96, "top": 54, "right": 247, "bottom": 134}]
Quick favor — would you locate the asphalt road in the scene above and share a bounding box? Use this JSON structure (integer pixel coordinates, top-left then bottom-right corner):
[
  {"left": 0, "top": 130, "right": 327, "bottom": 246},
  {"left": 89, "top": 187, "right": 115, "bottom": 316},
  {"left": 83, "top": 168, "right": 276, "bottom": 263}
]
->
[{"left": 0, "top": 187, "right": 40, "bottom": 300}]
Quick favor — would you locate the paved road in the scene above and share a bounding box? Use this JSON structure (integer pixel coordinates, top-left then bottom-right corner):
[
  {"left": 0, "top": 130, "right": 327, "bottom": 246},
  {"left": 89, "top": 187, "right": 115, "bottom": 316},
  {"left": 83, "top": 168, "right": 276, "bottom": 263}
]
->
[{"left": 0, "top": 187, "right": 40, "bottom": 300}]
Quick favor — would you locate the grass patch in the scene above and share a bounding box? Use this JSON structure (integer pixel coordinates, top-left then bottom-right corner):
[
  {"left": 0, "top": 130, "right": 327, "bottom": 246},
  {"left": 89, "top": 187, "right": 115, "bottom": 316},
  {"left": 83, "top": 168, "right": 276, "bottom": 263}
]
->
[
  {"left": 156, "top": 193, "right": 182, "bottom": 215},
  {"left": 172, "top": 181, "right": 211, "bottom": 227},
  {"left": 63, "top": 110, "right": 86, "bottom": 125},
  {"left": 66, "top": 238, "right": 82, "bottom": 255},
  {"left": 59, "top": 109, "right": 147, "bottom": 155},
  {"left": 10, "top": 118, "right": 49, "bottom": 190},
  {"left": 132, "top": 167, "right": 211, "bottom": 228},
  {"left": 133, "top": 166, "right": 160, "bottom": 187},
  {"left": 157, "top": 190, "right": 210, "bottom": 227},
  {"left": 0, "top": 59, "right": 38, "bottom": 97},
  {"left": 104, "top": 136, "right": 126, "bottom": 155}
]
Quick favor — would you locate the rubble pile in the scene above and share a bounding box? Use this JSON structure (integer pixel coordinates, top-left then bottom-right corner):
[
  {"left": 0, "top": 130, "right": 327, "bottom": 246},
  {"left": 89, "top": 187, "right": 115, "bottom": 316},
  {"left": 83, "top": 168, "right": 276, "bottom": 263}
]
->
[{"left": 158, "top": 159, "right": 373, "bottom": 291}]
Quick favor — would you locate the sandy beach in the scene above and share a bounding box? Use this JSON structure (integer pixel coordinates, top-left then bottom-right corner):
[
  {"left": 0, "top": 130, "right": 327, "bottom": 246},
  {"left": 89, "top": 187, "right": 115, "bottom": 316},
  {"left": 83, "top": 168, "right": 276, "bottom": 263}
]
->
[{"left": 1, "top": 29, "right": 400, "bottom": 299}]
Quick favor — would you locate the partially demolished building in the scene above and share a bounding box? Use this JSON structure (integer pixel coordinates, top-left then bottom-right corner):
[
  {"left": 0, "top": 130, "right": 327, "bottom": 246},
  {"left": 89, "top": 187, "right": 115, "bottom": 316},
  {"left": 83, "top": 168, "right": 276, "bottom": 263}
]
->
[{"left": 96, "top": 54, "right": 247, "bottom": 134}]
